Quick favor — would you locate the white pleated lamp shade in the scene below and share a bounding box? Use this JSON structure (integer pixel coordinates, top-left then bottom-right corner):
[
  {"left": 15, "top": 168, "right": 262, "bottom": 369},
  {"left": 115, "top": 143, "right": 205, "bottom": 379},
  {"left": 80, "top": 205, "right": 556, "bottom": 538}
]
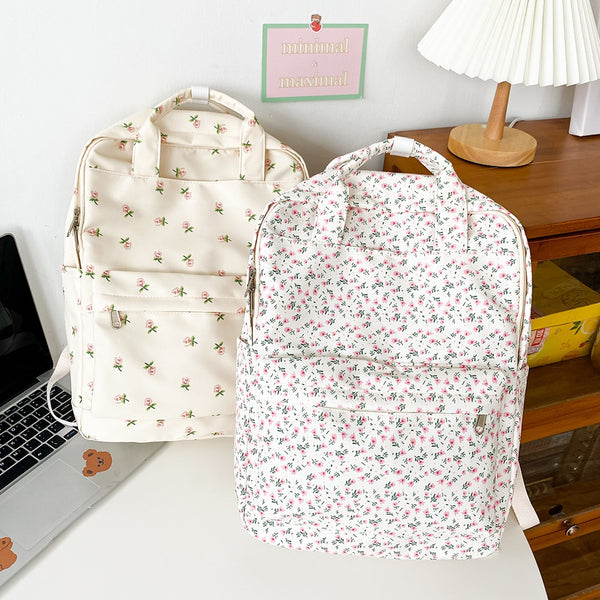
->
[{"left": 418, "top": 0, "right": 600, "bottom": 87}]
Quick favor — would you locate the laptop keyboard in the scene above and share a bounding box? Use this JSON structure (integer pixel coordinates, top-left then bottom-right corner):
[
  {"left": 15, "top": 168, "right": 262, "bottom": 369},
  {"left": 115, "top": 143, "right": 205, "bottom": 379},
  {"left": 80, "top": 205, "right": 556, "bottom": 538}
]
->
[{"left": 0, "top": 386, "right": 77, "bottom": 492}]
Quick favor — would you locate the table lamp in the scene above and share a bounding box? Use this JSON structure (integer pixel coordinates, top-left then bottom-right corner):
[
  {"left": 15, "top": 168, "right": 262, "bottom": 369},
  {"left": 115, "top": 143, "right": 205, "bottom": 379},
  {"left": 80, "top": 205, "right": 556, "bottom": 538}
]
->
[{"left": 418, "top": 0, "right": 600, "bottom": 167}]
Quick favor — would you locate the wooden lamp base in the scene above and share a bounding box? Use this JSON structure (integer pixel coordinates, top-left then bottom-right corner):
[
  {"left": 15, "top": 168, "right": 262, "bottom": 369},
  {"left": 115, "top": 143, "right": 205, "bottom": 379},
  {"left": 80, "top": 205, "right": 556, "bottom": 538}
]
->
[
  {"left": 448, "top": 123, "right": 537, "bottom": 167},
  {"left": 447, "top": 81, "right": 537, "bottom": 167}
]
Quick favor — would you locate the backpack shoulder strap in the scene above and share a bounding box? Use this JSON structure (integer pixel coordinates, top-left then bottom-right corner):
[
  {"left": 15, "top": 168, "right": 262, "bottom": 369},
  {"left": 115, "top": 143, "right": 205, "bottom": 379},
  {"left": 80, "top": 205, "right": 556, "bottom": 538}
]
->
[
  {"left": 46, "top": 346, "right": 77, "bottom": 428},
  {"left": 512, "top": 462, "right": 540, "bottom": 530}
]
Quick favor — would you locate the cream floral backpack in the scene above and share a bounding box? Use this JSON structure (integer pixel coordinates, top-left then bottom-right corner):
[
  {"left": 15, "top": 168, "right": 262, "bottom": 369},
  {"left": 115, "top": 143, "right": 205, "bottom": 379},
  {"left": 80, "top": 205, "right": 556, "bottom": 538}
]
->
[{"left": 50, "top": 87, "right": 307, "bottom": 442}]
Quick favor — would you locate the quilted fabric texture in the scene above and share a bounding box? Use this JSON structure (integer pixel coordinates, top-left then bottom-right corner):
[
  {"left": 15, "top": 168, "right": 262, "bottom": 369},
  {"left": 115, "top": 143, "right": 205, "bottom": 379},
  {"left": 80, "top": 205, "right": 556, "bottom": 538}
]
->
[
  {"left": 235, "top": 139, "right": 532, "bottom": 559},
  {"left": 62, "top": 88, "right": 307, "bottom": 441}
]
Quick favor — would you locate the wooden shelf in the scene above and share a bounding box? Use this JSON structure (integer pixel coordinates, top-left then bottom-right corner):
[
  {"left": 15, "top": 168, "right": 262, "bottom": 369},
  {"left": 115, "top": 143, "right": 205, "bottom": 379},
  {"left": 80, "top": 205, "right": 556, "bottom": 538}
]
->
[
  {"left": 532, "top": 529, "right": 600, "bottom": 599},
  {"left": 526, "top": 506, "right": 600, "bottom": 552},
  {"left": 523, "top": 357, "right": 600, "bottom": 443},
  {"left": 528, "top": 480, "right": 600, "bottom": 525}
]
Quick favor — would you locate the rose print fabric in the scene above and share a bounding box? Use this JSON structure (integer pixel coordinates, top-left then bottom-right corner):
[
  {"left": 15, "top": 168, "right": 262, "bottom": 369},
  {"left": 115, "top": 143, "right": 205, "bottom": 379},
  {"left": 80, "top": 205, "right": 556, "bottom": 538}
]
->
[
  {"left": 235, "top": 139, "right": 532, "bottom": 559},
  {"left": 61, "top": 88, "right": 307, "bottom": 441}
]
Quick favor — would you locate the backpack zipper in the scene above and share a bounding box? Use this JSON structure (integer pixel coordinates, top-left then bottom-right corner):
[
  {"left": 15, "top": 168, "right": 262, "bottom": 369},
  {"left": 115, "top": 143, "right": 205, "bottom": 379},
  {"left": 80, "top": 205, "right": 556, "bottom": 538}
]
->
[
  {"left": 248, "top": 199, "right": 281, "bottom": 339},
  {"left": 246, "top": 266, "right": 256, "bottom": 327},
  {"left": 110, "top": 309, "right": 123, "bottom": 329},
  {"left": 474, "top": 414, "right": 487, "bottom": 435},
  {"left": 504, "top": 213, "right": 529, "bottom": 367},
  {"left": 67, "top": 135, "right": 112, "bottom": 270},
  {"left": 66, "top": 207, "right": 81, "bottom": 268},
  {"left": 319, "top": 404, "right": 489, "bottom": 435}
]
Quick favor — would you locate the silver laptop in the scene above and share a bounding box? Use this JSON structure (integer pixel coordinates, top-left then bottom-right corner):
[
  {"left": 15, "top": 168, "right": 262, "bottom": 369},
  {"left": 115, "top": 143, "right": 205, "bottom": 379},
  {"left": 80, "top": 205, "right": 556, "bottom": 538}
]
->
[{"left": 0, "top": 233, "right": 162, "bottom": 584}]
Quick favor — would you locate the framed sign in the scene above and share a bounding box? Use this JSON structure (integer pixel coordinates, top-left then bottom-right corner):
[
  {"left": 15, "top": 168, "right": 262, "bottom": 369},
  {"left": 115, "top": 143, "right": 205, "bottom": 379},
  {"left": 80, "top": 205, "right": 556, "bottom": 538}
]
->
[{"left": 262, "top": 23, "right": 368, "bottom": 102}]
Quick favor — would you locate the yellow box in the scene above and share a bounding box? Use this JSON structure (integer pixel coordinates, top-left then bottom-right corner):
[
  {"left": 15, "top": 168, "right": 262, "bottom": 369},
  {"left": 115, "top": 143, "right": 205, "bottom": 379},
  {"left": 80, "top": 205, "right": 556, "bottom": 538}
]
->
[{"left": 527, "top": 261, "right": 600, "bottom": 368}]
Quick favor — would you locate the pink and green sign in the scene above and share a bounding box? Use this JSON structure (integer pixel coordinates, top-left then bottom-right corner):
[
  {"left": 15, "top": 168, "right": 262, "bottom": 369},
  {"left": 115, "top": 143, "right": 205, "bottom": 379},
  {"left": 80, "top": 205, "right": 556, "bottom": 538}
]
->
[{"left": 262, "top": 23, "right": 368, "bottom": 102}]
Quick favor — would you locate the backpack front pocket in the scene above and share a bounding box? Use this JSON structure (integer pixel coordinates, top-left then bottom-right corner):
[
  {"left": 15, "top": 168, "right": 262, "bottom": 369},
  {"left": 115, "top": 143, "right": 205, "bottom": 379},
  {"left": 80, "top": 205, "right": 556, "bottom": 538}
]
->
[
  {"left": 237, "top": 351, "right": 519, "bottom": 558},
  {"left": 90, "top": 270, "right": 245, "bottom": 425}
]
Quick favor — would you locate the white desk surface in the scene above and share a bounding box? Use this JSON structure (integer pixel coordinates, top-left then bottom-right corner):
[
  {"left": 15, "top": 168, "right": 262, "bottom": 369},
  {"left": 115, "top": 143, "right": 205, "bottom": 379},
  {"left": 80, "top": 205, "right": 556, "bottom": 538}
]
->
[{"left": 3, "top": 438, "right": 548, "bottom": 600}]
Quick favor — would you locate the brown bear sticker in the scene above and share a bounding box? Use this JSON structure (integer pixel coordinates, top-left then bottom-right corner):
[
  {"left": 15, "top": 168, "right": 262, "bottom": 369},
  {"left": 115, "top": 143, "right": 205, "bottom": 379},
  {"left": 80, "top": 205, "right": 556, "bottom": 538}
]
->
[
  {"left": 0, "top": 537, "right": 17, "bottom": 571},
  {"left": 82, "top": 449, "right": 113, "bottom": 477}
]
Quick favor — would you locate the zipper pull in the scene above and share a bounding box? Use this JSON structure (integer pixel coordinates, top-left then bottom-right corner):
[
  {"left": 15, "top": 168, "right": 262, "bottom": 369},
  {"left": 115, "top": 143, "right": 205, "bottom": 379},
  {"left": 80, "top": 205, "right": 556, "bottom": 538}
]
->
[
  {"left": 245, "top": 266, "right": 257, "bottom": 344},
  {"left": 474, "top": 414, "right": 487, "bottom": 435},
  {"left": 110, "top": 309, "right": 122, "bottom": 329},
  {"left": 245, "top": 266, "right": 255, "bottom": 297},
  {"left": 67, "top": 207, "right": 81, "bottom": 237}
]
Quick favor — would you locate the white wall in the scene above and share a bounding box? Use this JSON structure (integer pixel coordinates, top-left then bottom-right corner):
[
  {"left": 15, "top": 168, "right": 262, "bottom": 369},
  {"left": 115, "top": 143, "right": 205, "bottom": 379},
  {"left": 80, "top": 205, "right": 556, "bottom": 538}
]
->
[{"left": 1, "top": 0, "right": 576, "bottom": 357}]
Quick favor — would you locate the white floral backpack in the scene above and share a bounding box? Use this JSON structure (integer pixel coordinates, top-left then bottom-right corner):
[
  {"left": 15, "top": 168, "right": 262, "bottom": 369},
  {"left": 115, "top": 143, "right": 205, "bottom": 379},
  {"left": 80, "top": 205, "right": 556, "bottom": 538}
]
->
[
  {"left": 235, "top": 138, "right": 539, "bottom": 559},
  {"left": 48, "top": 87, "right": 307, "bottom": 442}
]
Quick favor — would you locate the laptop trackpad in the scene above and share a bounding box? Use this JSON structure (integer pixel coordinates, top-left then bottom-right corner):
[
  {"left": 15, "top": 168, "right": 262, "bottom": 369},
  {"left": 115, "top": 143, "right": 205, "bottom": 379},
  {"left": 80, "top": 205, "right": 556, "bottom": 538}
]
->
[{"left": 0, "top": 459, "right": 99, "bottom": 549}]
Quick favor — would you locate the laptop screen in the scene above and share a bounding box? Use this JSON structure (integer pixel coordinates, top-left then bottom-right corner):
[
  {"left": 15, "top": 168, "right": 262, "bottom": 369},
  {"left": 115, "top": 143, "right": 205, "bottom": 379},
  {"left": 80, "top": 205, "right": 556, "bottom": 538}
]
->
[{"left": 0, "top": 234, "right": 53, "bottom": 406}]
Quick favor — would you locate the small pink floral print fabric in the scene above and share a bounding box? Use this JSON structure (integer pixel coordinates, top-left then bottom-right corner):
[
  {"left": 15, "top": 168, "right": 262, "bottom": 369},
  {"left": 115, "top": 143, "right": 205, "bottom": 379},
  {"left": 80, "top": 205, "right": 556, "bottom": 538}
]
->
[
  {"left": 61, "top": 88, "right": 307, "bottom": 441},
  {"left": 235, "top": 139, "right": 532, "bottom": 559}
]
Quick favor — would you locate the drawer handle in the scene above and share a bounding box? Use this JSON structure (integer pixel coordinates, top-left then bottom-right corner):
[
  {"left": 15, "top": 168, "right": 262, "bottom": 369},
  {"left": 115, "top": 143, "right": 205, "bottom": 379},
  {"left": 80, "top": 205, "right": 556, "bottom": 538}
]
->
[
  {"left": 561, "top": 519, "right": 580, "bottom": 537},
  {"left": 549, "top": 508, "right": 581, "bottom": 537},
  {"left": 564, "top": 523, "right": 580, "bottom": 537}
]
